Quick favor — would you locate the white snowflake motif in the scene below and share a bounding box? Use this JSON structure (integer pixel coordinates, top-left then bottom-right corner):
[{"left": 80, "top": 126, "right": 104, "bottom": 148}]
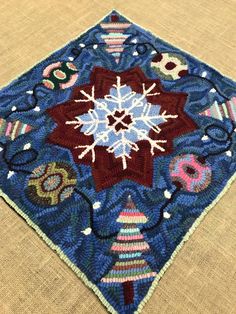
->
[{"left": 66, "top": 77, "right": 178, "bottom": 169}]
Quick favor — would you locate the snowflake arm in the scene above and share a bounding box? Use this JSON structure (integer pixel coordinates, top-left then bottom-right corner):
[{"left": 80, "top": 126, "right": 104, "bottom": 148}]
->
[
  {"left": 75, "top": 129, "right": 113, "bottom": 162},
  {"left": 75, "top": 86, "right": 111, "bottom": 114},
  {"left": 107, "top": 132, "right": 139, "bottom": 169},
  {"left": 134, "top": 104, "right": 178, "bottom": 133},
  {"left": 66, "top": 109, "right": 107, "bottom": 135},
  {"left": 134, "top": 128, "right": 167, "bottom": 155}
]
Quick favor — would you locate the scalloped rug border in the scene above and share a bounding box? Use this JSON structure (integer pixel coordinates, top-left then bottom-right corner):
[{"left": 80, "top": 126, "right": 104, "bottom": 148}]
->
[
  {"left": 1, "top": 9, "right": 236, "bottom": 313},
  {"left": 1, "top": 172, "right": 235, "bottom": 314}
]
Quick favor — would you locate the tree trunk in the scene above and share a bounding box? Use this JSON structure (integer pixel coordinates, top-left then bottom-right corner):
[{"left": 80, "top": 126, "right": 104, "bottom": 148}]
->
[{"left": 122, "top": 281, "right": 134, "bottom": 305}]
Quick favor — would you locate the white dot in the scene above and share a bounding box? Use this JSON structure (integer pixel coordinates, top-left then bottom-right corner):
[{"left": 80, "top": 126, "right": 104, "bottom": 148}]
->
[
  {"left": 201, "top": 71, "right": 207, "bottom": 77},
  {"left": 11, "top": 106, "right": 17, "bottom": 111},
  {"left": 23, "top": 143, "right": 31, "bottom": 150},
  {"left": 201, "top": 135, "right": 209, "bottom": 141},
  {"left": 164, "top": 190, "right": 171, "bottom": 199},
  {"left": 7, "top": 171, "right": 15, "bottom": 179},
  {"left": 164, "top": 212, "right": 171, "bottom": 219},
  {"left": 93, "top": 201, "right": 101, "bottom": 209},
  {"left": 226, "top": 150, "right": 232, "bottom": 157},
  {"left": 81, "top": 227, "right": 92, "bottom": 235},
  {"left": 34, "top": 106, "right": 40, "bottom": 112}
]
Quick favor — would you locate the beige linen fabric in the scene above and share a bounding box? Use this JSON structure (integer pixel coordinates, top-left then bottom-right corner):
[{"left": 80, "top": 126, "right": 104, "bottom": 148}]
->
[{"left": 0, "top": 0, "right": 236, "bottom": 313}]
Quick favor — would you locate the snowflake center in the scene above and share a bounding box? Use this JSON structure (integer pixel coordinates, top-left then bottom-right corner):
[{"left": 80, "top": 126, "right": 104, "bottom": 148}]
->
[{"left": 107, "top": 109, "right": 133, "bottom": 134}]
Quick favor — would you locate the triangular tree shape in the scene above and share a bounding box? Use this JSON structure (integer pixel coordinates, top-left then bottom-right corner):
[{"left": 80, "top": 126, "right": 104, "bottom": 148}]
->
[{"left": 101, "top": 196, "right": 156, "bottom": 305}]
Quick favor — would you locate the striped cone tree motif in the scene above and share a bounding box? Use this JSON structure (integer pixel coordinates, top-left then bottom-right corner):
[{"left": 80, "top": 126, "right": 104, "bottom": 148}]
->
[
  {"left": 101, "top": 196, "right": 156, "bottom": 305},
  {"left": 199, "top": 97, "right": 236, "bottom": 122},
  {"left": 100, "top": 13, "right": 131, "bottom": 64},
  {"left": 0, "top": 117, "right": 34, "bottom": 140}
]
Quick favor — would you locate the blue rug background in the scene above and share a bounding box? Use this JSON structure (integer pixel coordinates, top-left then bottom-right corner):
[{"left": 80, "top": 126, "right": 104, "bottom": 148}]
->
[{"left": 0, "top": 11, "right": 235, "bottom": 314}]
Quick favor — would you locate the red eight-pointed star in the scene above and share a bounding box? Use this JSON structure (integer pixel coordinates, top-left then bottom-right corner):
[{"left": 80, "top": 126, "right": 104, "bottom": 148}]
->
[{"left": 47, "top": 67, "right": 197, "bottom": 190}]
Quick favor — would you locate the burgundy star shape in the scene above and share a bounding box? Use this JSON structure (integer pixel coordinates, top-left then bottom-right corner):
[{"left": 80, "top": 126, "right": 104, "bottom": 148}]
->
[{"left": 47, "top": 67, "right": 197, "bottom": 190}]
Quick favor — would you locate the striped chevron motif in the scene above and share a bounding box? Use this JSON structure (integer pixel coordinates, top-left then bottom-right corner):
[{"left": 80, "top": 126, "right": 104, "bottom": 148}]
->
[
  {"left": 100, "top": 13, "right": 131, "bottom": 63},
  {"left": 199, "top": 97, "right": 236, "bottom": 122},
  {"left": 0, "top": 118, "right": 33, "bottom": 140}
]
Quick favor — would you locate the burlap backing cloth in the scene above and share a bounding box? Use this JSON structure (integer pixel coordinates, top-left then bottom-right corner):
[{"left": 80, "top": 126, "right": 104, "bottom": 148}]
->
[{"left": 0, "top": 0, "right": 235, "bottom": 313}]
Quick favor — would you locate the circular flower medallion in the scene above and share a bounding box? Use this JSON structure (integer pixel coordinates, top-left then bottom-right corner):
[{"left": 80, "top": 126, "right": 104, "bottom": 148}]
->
[
  {"left": 42, "top": 62, "right": 78, "bottom": 90},
  {"left": 169, "top": 154, "right": 212, "bottom": 192},
  {"left": 26, "top": 161, "right": 77, "bottom": 206},
  {"left": 151, "top": 53, "right": 188, "bottom": 80}
]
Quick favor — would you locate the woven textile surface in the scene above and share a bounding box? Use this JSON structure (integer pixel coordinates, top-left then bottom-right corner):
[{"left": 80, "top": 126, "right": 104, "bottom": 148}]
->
[{"left": 0, "top": 2, "right": 236, "bottom": 314}]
